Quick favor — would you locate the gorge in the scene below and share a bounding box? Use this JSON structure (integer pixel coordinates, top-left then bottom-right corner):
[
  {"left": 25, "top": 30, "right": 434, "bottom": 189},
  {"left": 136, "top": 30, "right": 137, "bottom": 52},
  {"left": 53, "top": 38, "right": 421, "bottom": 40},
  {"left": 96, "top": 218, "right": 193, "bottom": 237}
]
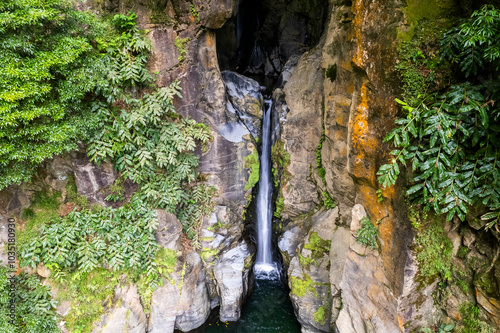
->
[{"left": 1, "top": 0, "right": 500, "bottom": 333}]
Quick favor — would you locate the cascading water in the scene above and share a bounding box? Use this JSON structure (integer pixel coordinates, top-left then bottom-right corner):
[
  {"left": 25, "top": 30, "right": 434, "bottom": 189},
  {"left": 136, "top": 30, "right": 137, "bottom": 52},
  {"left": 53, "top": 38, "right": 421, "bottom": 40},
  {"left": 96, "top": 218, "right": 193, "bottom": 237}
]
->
[{"left": 254, "top": 98, "right": 278, "bottom": 278}]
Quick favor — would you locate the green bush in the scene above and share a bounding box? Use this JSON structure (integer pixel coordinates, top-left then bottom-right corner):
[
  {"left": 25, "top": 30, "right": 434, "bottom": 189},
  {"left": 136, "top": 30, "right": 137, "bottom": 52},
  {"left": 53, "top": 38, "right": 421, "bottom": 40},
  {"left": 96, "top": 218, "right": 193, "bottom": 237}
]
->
[
  {"left": 0, "top": 0, "right": 106, "bottom": 189},
  {"left": 0, "top": 265, "right": 58, "bottom": 333},
  {"left": 356, "top": 217, "right": 378, "bottom": 250},
  {"left": 378, "top": 5, "right": 500, "bottom": 230}
]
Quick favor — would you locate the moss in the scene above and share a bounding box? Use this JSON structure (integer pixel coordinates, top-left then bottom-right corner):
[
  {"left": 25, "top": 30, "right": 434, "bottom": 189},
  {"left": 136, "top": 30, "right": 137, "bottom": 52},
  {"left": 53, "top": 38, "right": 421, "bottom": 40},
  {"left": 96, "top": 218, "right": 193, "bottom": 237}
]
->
[
  {"left": 66, "top": 173, "right": 88, "bottom": 208},
  {"left": 274, "top": 195, "right": 285, "bottom": 218},
  {"left": 313, "top": 305, "right": 328, "bottom": 325},
  {"left": 304, "top": 232, "right": 331, "bottom": 259},
  {"left": 31, "top": 189, "right": 61, "bottom": 210},
  {"left": 200, "top": 248, "right": 219, "bottom": 261},
  {"left": 290, "top": 274, "right": 316, "bottom": 297},
  {"left": 325, "top": 64, "right": 337, "bottom": 82},
  {"left": 55, "top": 268, "right": 122, "bottom": 333},
  {"left": 398, "top": 0, "right": 458, "bottom": 42},
  {"left": 106, "top": 176, "right": 126, "bottom": 202},
  {"left": 244, "top": 149, "right": 260, "bottom": 191},
  {"left": 415, "top": 219, "right": 453, "bottom": 283},
  {"left": 457, "top": 246, "right": 470, "bottom": 259},
  {"left": 459, "top": 302, "right": 494, "bottom": 333}
]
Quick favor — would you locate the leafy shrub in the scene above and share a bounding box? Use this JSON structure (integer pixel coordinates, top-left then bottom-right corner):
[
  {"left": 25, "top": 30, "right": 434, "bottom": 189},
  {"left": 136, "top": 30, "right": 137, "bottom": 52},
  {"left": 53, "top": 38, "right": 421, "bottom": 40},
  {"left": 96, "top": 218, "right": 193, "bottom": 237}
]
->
[
  {"left": 377, "top": 5, "right": 500, "bottom": 230},
  {"left": 460, "top": 303, "right": 494, "bottom": 333},
  {"left": 0, "top": 265, "right": 58, "bottom": 333},
  {"left": 356, "top": 217, "right": 378, "bottom": 249},
  {"left": 20, "top": 197, "right": 159, "bottom": 278},
  {"left": 0, "top": 0, "right": 106, "bottom": 189}
]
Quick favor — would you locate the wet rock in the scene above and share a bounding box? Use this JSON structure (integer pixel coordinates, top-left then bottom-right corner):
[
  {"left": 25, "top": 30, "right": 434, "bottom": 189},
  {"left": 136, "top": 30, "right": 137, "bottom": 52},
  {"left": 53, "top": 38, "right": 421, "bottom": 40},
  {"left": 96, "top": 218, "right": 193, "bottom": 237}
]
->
[
  {"left": 214, "top": 241, "right": 252, "bottom": 321},
  {"left": 221, "top": 70, "right": 263, "bottom": 139},
  {"left": 476, "top": 287, "right": 500, "bottom": 327},
  {"left": 93, "top": 284, "right": 147, "bottom": 333}
]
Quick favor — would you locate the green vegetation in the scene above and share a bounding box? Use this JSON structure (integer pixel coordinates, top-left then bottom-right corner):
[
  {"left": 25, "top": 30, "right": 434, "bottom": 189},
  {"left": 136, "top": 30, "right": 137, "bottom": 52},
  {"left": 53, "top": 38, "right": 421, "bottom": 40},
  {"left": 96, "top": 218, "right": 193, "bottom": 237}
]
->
[
  {"left": 356, "top": 216, "right": 379, "bottom": 250},
  {"left": 20, "top": 197, "right": 160, "bottom": 278},
  {"left": 378, "top": 5, "right": 500, "bottom": 231},
  {"left": 415, "top": 220, "right": 453, "bottom": 282},
  {"left": 271, "top": 140, "right": 291, "bottom": 218},
  {"left": 459, "top": 303, "right": 494, "bottom": 333},
  {"left": 244, "top": 148, "right": 260, "bottom": 191},
  {"left": 316, "top": 129, "right": 327, "bottom": 183},
  {"left": 325, "top": 64, "right": 337, "bottom": 82},
  {"left": 0, "top": 0, "right": 107, "bottom": 189},
  {"left": 313, "top": 305, "right": 328, "bottom": 325},
  {"left": 175, "top": 36, "right": 189, "bottom": 62},
  {"left": 190, "top": 4, "right": 200, "bottom": 23},
  {"left": 304, "top": 232, "right": 331, "bottom": 259},
  {"left": 290, "top": 274, "right": 316, "bottom": 297},
  {"left": 421, "top": 323, "right": 454, "bottom": 333},
  {"left": 0, "top": 265, "right": 58, "bottom": 333},
  {"left": 315, "top": 128, "right": 337, "bottom": 209}
]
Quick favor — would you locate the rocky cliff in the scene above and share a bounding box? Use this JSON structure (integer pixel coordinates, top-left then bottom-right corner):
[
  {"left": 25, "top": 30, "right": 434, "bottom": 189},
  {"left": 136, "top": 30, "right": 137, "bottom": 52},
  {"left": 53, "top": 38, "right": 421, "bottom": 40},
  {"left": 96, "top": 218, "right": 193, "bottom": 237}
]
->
[{"left": 1, "top": 0, "right": 499, "bottom": 332}]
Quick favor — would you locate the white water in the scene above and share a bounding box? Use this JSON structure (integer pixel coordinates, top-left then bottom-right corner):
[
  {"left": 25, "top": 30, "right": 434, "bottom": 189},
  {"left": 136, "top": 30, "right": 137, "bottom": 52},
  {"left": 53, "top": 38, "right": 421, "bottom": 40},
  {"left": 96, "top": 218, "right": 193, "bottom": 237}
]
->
[{"left": 254, "top": 99, "right": 279, "bottom": 279}]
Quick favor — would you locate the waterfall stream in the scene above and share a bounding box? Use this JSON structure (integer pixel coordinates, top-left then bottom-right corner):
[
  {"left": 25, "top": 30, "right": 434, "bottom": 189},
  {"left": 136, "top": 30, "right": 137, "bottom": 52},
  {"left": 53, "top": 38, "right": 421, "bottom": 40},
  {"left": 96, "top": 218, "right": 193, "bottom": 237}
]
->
[{"left": 254, "top": 99, "right": 278, "bottom": 278}]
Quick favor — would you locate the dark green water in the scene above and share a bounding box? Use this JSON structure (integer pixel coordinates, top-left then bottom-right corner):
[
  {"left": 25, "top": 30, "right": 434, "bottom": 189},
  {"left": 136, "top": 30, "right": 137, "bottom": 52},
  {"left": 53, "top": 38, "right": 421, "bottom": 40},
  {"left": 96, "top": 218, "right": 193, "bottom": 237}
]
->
[{"left": 193, "top": 278, "right": 301, "bottom": 333}]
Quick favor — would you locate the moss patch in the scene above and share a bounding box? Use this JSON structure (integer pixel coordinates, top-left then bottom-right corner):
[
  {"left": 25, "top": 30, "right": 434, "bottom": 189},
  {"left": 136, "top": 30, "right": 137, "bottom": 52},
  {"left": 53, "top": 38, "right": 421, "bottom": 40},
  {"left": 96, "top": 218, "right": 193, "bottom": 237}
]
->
[
  {"left": 244, "top": 148, "right": 260, "bottom": 191},
  {"left": 290, "top": 274, "right": 316, "bottom": 297},
  {"left": 313, "top": 305, "right": 328, "bottom": 325},
  {"left": 325, "top": 64, "right": 337, "bottom": 82},
  {"left": 304, "top": 232, "right": 331, "bottom": 259}
]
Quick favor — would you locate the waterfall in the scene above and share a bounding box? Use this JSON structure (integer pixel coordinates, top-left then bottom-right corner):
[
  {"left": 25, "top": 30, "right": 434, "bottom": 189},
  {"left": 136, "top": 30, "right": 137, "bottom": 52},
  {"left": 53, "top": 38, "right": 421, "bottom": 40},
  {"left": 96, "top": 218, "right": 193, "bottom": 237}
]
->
[{"left": 254, "top": 98, "right": 278, "bottom": 279}]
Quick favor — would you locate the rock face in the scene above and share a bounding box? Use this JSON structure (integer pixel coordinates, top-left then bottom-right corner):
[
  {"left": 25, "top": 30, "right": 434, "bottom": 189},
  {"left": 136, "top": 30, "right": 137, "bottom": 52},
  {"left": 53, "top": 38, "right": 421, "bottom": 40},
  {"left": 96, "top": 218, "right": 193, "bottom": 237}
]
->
[
  {"left": 93, "top": 285, "right": 147, "bottom": 333},
  {"left": 214, "top": 241, "right": 253, "bottom": 321}
]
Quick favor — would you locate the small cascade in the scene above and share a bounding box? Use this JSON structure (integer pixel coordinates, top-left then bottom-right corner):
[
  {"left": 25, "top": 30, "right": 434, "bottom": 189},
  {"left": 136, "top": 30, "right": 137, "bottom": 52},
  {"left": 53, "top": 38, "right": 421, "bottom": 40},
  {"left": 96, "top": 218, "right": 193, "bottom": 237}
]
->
[{"left": 254, "top": 98, "right": 278, "bottom": 279}]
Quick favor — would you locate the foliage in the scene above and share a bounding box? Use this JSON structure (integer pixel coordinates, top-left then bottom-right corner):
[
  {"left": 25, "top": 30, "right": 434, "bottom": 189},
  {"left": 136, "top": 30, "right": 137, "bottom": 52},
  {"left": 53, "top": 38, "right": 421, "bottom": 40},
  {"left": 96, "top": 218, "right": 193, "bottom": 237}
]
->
[
  {"left": 53, "top": 268, "right": 120, "bottom": 333},
  {"left": 325, "top": 64, "right": 337, "bottom": 82},
  {"left": 395, "top": 42, "right": 430, "bottom": 107},
  {"left": 190, "top": 4, "right": 200, "bottom": 23},
  {"left": 322, "top": 191, "right": 337, "bottom": 209},
  {"left": 244, "top": 149, "right": 260, "bottom": 191},
  {"left": 316, "top": 129, "right": 326, "bottom": 183},
  {"left": 356, "top": 216, "right": 379, "bottom": 250},
  {"left": 378, "top": 6, "right": 500, "bottom": 230},
  {"left": 31, "top": 189, "right": 61, "bottom": 210},
  {"left": 20, "top": 197, "right": 159, "bottom": 279},
  {"left": 440, "top": 5, "right": 500, "bottom": 77},
  {"left": 175, "top": 36, "right": 189, "bottom": 62},
  {"left": 86, "top": 13, "right": 214, "bottom": 241},
  {"left": 459, "top": 302, "right": 494, "bottom": 333},
  {"left": 0, "top": 0, "right": 106, "bottom": 189},
  {"left": 414, "top": 220, "right": 453, "bottom": 282},
  {"left": 421, "top": 323, "right": 454, "bottom": 333},
  {"left": 0, "top": 265, "right": 58, "bottom": 333},
  {"left": 304, "top": 232, "right": 331, "bottom": 259}
]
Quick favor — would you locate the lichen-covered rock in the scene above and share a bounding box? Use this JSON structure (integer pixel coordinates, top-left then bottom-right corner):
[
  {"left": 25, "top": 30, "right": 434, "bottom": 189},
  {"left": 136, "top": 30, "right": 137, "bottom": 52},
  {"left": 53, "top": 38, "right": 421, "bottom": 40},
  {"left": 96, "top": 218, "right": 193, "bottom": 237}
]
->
[
  {"left": 148, "top": 277, "right": 180, "bottom": 333},
  {"left": 93, "top": 284, "right": 147, "bottom": 333},
  {"left": 214, "top": 241, "right": 253, "bottom": 322},
  {"left": 72, "top": 154, "right": 116, "bottom": 206},
  {"left": 285, "top": 208, "right": 339, "bottom": 333}
]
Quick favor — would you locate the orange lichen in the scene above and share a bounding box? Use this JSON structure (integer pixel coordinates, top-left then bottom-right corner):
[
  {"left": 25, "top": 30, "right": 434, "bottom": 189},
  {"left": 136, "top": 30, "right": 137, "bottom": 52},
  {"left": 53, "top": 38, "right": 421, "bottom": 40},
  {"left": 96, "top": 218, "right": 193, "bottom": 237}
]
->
[{"left": 352, "top": 0, "right": 366, "bottom": 67}]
